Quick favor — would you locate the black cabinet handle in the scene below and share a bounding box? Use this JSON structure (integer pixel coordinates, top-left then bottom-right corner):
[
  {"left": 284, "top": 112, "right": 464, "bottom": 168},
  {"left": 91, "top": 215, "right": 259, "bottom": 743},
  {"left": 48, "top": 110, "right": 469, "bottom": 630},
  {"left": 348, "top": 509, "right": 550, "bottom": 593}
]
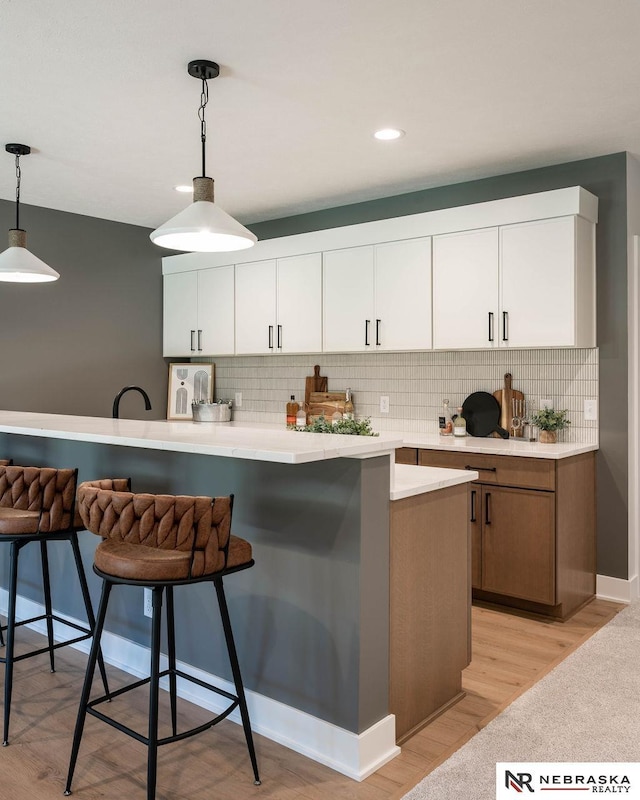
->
[
  {"left": 365, "top": 319, "right": 370, "bottom": 346},
  {"left": 197, "top": 329, "right": 202, "bottom": 351},
  {"left": 277, "top": 325, "right": 282, "bottom": 349},
  {"left": 465, "top": 465, "right": 497, "bottom": 472},
  {"left": 470, "top": 489, "right": 477, "bottom": 523},
  {"left": 268, "top": 325, "right": 274, "bottom": 350},
  {"left": 376, "top": 319, "right": 381, "bottom": 346},
  {"left": 488, "top": 312, "right": 494, "bottom": 342},
  {"left": 502, "top": 311, "right": 509, "bottom": 342},
  {"left": 190, "top": 330, "right": 196, "bottom": 352},
  {"left": 485, "top": 492, "right": 491, "bottom": 525}
]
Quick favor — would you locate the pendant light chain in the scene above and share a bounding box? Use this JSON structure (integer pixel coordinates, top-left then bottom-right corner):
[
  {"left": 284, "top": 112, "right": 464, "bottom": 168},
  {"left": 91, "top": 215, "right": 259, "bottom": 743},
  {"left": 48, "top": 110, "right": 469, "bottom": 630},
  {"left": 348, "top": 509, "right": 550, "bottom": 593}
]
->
[
  {"left": 14, "top": 153, "right": 21, "bottom": 230},
  {"left": 198, "top": 76, "right": 209, "bottom": 178}
]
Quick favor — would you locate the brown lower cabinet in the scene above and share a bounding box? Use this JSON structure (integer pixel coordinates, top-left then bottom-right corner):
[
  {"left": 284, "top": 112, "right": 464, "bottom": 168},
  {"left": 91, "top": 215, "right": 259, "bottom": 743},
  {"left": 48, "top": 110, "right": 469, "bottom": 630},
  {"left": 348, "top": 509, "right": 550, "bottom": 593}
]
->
[
  {"left": 399, "top": 447, "right": 596, "bottom": 620},
  {"left": 389, "top": 483, "right": 470, "bottom": 743}
]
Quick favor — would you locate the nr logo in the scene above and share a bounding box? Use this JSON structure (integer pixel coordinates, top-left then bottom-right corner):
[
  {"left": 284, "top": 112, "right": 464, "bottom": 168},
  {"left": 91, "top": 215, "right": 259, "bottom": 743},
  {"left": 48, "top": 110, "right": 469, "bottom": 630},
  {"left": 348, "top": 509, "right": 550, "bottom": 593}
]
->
[{"left": 505, "top": 770, "right": 534, "bottom": 792}]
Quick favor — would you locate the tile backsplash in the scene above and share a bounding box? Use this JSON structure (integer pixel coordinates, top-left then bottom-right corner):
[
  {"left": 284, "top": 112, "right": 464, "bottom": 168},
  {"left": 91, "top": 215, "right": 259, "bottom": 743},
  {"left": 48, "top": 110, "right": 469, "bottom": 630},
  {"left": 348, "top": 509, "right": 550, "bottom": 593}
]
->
[{"left": 195, "top": 348, "right": 598, "bottom": 444}]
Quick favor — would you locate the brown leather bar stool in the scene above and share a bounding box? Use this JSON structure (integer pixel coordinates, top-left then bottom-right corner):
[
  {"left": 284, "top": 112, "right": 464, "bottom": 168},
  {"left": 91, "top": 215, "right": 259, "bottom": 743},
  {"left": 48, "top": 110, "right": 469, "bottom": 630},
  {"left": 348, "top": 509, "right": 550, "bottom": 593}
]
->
[
  {"left": 64, "top": 480, "right": 260, "bottom": 800},
  {"left": 0, "top": 464, "right": 110, "bottom": 745}
]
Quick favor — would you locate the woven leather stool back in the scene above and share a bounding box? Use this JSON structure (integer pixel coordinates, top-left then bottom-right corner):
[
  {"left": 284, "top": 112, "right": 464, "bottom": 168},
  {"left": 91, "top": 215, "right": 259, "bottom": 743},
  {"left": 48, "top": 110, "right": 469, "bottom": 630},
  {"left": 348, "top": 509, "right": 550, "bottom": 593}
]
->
[
  {"left": 77, "top": 481, "right": 233, "bottom": 578},
  {"left": 0, "top": 466, "right": 77, "bottom": 533}
]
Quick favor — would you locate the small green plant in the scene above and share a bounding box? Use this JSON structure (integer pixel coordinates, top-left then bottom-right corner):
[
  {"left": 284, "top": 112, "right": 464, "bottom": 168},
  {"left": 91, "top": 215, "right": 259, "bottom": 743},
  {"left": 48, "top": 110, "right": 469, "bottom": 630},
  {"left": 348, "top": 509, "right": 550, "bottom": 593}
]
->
[
  {"left": 530, "top": 407, "right": 571, "bottom": 432},
  {"left": 289, "top": 414, "right": 378, "bottom": 436}
]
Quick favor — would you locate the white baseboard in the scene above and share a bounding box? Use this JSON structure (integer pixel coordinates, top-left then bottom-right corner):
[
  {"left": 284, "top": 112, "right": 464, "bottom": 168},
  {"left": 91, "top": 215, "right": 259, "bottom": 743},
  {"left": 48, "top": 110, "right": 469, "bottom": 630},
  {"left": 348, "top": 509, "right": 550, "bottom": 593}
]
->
[
  {"left": 0, "top": 589, "right": 400, "bottom": 781},
  {"left": 596, "top": 573, "right": 638, "bottom": 603}
]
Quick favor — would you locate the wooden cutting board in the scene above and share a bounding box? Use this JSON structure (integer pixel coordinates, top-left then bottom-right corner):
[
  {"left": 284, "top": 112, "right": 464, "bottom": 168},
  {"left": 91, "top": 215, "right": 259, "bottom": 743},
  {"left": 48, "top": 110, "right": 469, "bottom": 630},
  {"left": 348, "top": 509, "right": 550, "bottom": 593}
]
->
[
  {"left": 493, "top": 373, "right": 525, "bottom": 437},
  {"left": 305, "top": 365, "right": 328, "bottom": 407},
  {"left": 308, "top": 391, "right": 347, "bottom": 420}
]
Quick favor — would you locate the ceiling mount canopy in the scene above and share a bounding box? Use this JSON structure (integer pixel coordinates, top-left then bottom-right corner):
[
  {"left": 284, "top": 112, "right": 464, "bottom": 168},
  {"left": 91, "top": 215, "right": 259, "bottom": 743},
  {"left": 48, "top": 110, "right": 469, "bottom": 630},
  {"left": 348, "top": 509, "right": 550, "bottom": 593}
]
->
[
  {"left": 150, "top": 59, "right": 257, "bottom": 254},
  {"left": 0, "top": 143, "right": 60, "bottom": 283}
]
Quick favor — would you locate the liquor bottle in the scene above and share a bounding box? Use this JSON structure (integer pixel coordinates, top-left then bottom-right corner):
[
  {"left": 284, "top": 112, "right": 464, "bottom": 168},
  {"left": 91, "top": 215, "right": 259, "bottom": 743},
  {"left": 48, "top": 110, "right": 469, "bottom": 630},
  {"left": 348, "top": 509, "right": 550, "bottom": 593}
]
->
[
  {"left": 344, "top": 388, "right": 354, "bottom": 420},
  {"left": 296, "top": 404, "right": 307, "bottom": 427},
  {"left": 286, "top": 395, "right": 299, "bottom": 426},
  {"left": 439, "top": 399, "right": 453, "bottom": 436},
  {"left": 453, "top": 407, "right": 466, "bottom": 437}
]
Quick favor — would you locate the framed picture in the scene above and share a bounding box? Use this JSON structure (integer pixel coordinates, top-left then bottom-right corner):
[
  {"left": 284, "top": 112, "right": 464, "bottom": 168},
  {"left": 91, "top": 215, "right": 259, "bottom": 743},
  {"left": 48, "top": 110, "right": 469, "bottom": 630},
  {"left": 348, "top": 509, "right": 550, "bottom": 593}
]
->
[{"left": 167, "top": 363, "right": 214, "bottom": 420}]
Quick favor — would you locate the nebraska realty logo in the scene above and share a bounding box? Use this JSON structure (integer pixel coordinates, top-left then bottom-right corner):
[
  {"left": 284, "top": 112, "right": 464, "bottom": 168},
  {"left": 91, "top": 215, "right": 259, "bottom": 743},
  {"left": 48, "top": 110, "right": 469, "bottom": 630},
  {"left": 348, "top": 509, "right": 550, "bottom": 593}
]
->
[{"left": 496, "top": 763, "right": 640, "bottom": 797}]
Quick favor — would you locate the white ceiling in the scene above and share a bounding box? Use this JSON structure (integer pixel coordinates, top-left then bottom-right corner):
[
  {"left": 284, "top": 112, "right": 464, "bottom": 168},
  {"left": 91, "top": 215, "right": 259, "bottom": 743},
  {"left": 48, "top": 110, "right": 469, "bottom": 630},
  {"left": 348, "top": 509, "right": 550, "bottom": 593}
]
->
[{"left": 1, "top": 0, "right": 639, "bottom": 231}]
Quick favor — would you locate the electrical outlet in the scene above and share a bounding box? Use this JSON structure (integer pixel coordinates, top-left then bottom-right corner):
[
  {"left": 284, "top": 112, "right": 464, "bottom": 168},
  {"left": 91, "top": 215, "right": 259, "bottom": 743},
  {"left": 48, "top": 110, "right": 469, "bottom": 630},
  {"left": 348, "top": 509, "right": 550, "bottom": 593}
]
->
[
  {"left": 584, "top": 398, "right": 598, "bottom": 421},
  {"left": 380, "top": 396, "right": 390, "bottom": 413},
  {"left": 143, "top": 588, "right": 153, "bottom": 618},
  {"left": 234, "top": 392, "right": 242, "bottom": 408},
  {"left": 540, "top": 398, "right": 553, "bottom": 409}
]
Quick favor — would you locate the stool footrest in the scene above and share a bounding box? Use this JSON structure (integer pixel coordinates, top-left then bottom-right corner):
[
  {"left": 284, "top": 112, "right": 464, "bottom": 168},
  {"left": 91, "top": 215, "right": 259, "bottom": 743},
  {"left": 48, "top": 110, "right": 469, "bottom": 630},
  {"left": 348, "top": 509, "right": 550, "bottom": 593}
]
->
[
  {"left": 86, "top": 667, "right": 241, "bottom": 747},
  {"left": 0, "top": 611, "right": 92, "bottom": 665}
]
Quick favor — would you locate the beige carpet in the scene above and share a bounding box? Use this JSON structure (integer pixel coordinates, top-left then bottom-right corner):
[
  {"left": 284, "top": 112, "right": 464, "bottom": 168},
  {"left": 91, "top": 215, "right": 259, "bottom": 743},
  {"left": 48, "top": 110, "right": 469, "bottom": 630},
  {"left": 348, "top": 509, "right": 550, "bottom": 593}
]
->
[{"left": 402, "top": 601, "right": 640, "bottom": 799}]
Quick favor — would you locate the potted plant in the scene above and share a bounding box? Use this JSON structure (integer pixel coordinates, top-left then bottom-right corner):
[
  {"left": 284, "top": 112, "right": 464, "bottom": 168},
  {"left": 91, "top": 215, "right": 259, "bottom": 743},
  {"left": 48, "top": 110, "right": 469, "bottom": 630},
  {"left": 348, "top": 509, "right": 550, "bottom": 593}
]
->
[{"left": 529, "top": 407, "right": 571, "bottom": 444}]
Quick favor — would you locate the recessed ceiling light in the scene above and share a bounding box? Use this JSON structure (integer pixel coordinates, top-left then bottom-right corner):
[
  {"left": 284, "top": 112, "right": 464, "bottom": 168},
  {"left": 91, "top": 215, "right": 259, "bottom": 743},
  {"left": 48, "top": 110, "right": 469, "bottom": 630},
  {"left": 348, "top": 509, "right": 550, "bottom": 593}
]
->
[
  {"left": 374, "top": 128, "right": 405, "bottom": 141},
  {"left": 174, "top": 185, "right": 194, "bottom": 193}
]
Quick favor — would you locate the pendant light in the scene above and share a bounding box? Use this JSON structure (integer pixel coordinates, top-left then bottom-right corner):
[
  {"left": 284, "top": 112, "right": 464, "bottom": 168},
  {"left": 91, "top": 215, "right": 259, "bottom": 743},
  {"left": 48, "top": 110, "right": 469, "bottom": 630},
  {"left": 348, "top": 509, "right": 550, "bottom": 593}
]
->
[
  {"left": 150, "top": 60, "right": 257, "bottom": 253},
  {"left": 0, "top": 144, "right": 59, "bottom": 282}
]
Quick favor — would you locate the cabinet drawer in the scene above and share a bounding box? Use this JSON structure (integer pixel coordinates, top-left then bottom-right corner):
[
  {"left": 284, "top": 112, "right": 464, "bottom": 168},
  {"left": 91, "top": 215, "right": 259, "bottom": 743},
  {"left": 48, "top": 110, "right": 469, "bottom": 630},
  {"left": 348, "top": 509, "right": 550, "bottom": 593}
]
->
[
  {"left": 418, "top": 449, "right": 555, "bottom": 491},
  {"left": 395, "top": 448, "right": 418, "bottom": 465}
]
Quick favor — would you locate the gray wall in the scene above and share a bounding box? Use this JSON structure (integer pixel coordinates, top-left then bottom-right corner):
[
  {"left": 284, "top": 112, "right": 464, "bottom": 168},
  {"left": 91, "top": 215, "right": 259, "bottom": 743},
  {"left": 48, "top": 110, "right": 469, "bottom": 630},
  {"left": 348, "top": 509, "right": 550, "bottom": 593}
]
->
[
  {"left": 0, "top": 199, "right": 166, "bottom": 420},
  {"left": 251, "top": 153, "right": 630, "bottom": 579}
]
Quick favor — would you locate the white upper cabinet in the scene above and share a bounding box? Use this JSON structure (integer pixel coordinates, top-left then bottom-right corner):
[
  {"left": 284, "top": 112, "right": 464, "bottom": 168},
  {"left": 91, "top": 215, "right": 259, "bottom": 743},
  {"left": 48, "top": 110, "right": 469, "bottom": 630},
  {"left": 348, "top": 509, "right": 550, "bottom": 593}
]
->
[
  {"left": 433, "top": 216, "right": 595, "bottom": 350},
  {"left": 323, "top": 246, "right": 375, "bottom": 352},
  {"left": 163, "top": 187, "right": 598, "bottom": 356},
  {"left": 323, "top": 238, "right": 432, "bottom": 353},
  {"left": 276, "top": 253, "right": 323, "bottom": 353},
  {"left": 433, "top": 228, "right": 499, "bottom": 350},
  {"left": 235, "top": 253, "right": 322, "bottom": 355},
  {"left": 235, "top": 260, "right": 277, "bottom": 354},
  {"left": 375, "top": 239, "right": 432, "bottom": 351},
  {"left": 163, "top": 266, "right": 234, "bottom": 357},
  {"left": 499, "top": 216, "right": 595, "bottom": 348}
]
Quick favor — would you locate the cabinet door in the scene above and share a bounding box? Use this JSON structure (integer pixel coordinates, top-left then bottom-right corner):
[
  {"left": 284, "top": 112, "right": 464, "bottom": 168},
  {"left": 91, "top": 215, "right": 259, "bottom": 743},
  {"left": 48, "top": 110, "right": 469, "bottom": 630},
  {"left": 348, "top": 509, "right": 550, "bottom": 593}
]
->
[
  {"left": 196, "top": 266, "right": 235, "bottom": 356},
  {"left": 432, "top": 228, "right": 499, "bottom": 349},
  {"left": 323, "top": 246, "right": 374, "bottom": 352},
  {"left": 374, "top": 238, "right": 432, "bottom": 350},
  {"left": 276, "top": 253, "right": 322, "bottom": 353},
  {"left": 235, "top": 260, "right": 277, "bottom": 355},
  {"left": 500, "top": 217, "right": 576, "bottom": 347},
  {"left": 481, "top": 485, "right": 555, "bottom": 604},
  {"left": 163, "top": 271, "right": 198, "bottom": 357}
]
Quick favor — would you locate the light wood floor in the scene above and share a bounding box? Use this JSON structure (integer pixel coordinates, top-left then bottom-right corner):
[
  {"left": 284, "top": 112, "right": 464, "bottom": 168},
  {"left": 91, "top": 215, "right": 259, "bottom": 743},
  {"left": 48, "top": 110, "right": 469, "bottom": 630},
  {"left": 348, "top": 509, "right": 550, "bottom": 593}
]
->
[{"left": 0, "top": 598, "right": 624, "bottom": 800}]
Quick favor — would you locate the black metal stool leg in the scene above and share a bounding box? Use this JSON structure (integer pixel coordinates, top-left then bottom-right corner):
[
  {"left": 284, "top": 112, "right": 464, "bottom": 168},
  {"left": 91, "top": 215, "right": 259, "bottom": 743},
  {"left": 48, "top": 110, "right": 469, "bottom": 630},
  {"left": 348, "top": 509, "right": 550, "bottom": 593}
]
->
[
  {"left": 64, "top": 579, "right": 112, "bottom": 796},
  {"left": 69, "top": 533, "right": 110, "bottom": 698},
  {"left": 40, "top": 540, "right": 56, "bottom": 673},
  {"left": 2, "top": 541, "right": 20, "bottom": 746},
  {"left": 147, "top": 586, "right": 163, "bottom": 800},
  {"left": 214, "top": 576, "right": 261, "bottom": 785},
  {"left": 166, "top": 585, "right": 178, "bottom": 737}
]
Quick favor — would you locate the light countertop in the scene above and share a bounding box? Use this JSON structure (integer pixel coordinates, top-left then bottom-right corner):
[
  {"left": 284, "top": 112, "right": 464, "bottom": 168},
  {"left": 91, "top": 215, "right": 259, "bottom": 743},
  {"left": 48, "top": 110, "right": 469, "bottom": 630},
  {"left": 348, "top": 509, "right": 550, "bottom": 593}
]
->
[
  {"left": 391, "top": 464, "right": 478, "bottom": 501},
  {"left": 399, "top": 432, "right": 597, "bottom": 460},
  {"left": 0, "top": 411, "right": 402, "bottom": 465}
]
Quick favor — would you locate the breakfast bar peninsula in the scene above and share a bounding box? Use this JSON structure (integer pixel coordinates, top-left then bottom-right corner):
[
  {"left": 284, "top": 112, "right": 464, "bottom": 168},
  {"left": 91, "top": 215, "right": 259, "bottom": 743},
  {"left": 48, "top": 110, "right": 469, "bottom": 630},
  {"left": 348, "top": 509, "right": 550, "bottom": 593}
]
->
[{"left": 0, "top": 411, "right": 476, "bottom": 779}]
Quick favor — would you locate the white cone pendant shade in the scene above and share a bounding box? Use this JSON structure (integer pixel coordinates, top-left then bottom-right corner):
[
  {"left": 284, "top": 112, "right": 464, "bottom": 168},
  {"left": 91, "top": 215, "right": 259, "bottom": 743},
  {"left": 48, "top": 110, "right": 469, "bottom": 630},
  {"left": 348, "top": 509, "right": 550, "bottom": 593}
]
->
[
  {"left": 1, "top": 143, "right": 59, "bottom": 282},
  {"left": 150, "top": 61, "right": 257, "bottom": 254},
  {"left": 0, "top": 230, "right": 59, "bottom": 283},
  {"left": 150, "top": 179, "right": 256, "bottom": 252}
]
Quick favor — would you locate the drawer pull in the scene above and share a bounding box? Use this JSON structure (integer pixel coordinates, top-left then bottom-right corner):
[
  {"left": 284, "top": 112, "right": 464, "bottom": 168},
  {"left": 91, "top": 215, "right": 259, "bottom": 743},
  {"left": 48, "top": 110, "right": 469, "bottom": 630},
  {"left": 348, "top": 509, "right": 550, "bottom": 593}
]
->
[
  {"left": 470, "top": 489, "right": 477, "bottom": 523},
  {"left": 485, "top": 492, "right": 491, "bottom": 525},
  {"left": 465, "top": 465, "right": 497, "bottom": 472}
]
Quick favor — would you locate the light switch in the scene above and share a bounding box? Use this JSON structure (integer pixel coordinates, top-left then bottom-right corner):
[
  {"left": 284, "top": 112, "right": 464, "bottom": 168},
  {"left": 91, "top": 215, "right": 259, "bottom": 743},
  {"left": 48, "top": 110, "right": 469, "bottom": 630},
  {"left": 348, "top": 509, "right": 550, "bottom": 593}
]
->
[
  {"left": 584, "top": 398, "right": 598, "bottom": 421},
  {"left": 235, "top": 392, "right": 243, "bottom": 408}
]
